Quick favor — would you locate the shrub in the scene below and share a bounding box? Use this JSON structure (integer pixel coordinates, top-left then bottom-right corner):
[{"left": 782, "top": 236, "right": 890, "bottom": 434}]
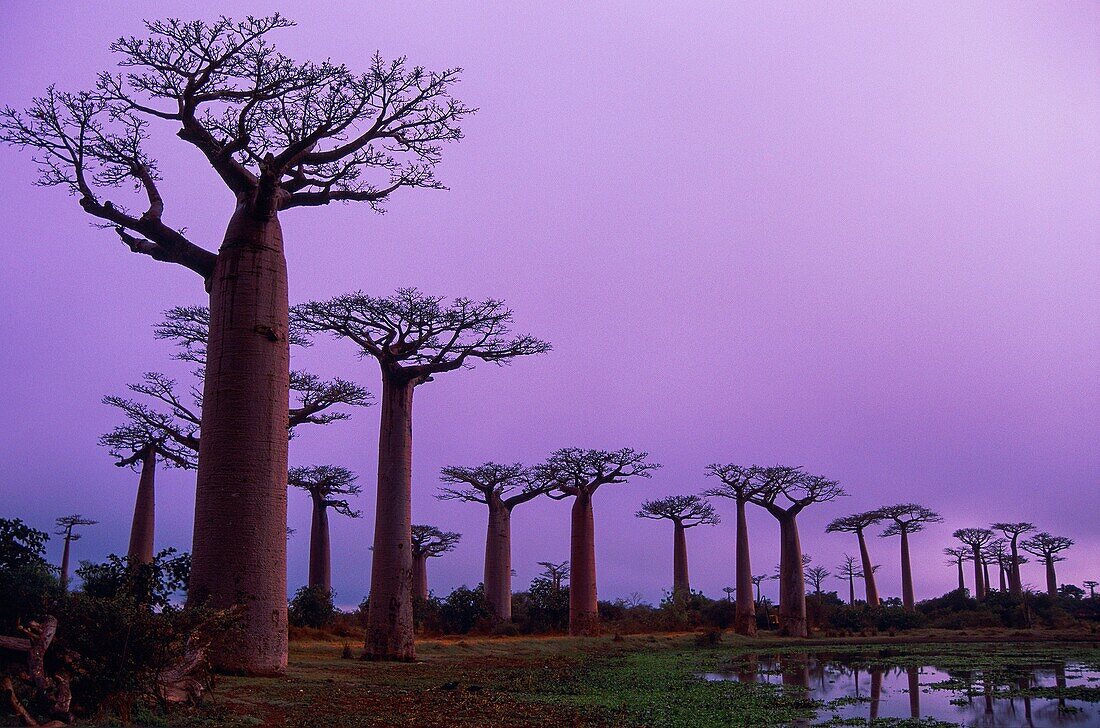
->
[
  {"left": 288, "top": 585, "right": 337, "bottom": 628},
  {"left": 0, "top": 518, "right": 61, "bottom": 632}
]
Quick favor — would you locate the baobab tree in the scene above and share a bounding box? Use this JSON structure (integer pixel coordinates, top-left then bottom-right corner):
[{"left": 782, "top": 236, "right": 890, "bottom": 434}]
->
[
  {"left": 984, "top": 538, "right": 1010, "bottom": 593},
  {"left": 953, "top": 528, "right": 994, "bottom": 599},
  {"left": 295, "top": 289, "right": 549, "bottom": 660},
  {"left": 703, "top": 463, "right": 766, "bottom": 635},
  {"left": 748, "top": 467, "right": 846, "bottom": 637},
  {"left": 1084, "top": 580, "right": 1098, "bottom": 599},
  {"left": 409, "top": 525, "right": 461, "bottom": 601},
  {"left": 806, "top": 566, "right": 831, "bottom": 594},
  {"left": 825, "top": 511, "right": 884, "bottom": 605},
  {"left": 877, "top": 503, "right": 943, "bottom": 610},
  {"left": 992, "top": 521, "right": 1036, "bottom": 597},
  {"left": 722, "top": 586, "right": 736, "bottom": 602},
  {"left": 437, "top": 462, "right": 554, "bottom": 620},
  {"left": 751, "top": 574, "right": 773, "bottom": 605},
  {"left": 533, "top": 448, "right": 659, "bottom": 636},
  {"left": 0, "top": 15, "right": 470, "bottom": 674},
  {"left": 836, "top": 555, "right": 861, "bottom": 604},
  {"left": 99, "top": 416, "right": 195, "bottom": 564},
  {"left": 944, "top": 546, "right": 971, "bottom": 592},
  {"left": 1021, "top": 532, "right": 1074, "bottom": 597},
  {"left": 55, "top": 515, "right": 98, "bottom": 590},
  {"left": 288, "top": 465, "right": 361, "bottom": 593},
  {"left": 634, "top": 495, "right": 719, "bottom": 598},
  {"left": 537, "top": 561, "right": 569, "bottom": 592}
]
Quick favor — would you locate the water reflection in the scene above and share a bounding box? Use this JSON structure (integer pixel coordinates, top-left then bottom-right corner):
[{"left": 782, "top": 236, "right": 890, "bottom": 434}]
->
[{"left": 701, "top": 652, "right": 1100, "bottom": 726}]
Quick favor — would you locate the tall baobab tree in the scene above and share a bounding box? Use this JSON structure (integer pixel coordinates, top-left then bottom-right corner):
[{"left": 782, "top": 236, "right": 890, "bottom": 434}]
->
[
  {"left": 55, "top": 515, "right": 98, "bottom": 590},
  {"left": 437, "top": 462, "right": 553, "bottom": 620},
  {"left": 836, "top": 555, "right": 861, "bottom": 604},
  {"left": 805, "top": 566, "right": 831, "bottom": 594},
  {"left": 1, "top": 15, "right": 471, "bottom": 674},
  {"left": 984, "top": 538, "right": 1010, "bottom": 593},
  {"left": 1084, "top": 580, "right": 1098, "bottom": 599},
  {"left": 634, "top": 495, "right": 719, "bottom": 598},
  {"left": 992, "top": 521, "right": 1036, "bottom": 597},
  {"left": 288, "top": 465, "right": 361, "bottom": 593},
  {"left": 825, "top": 511, "right": 883, "bottom": 606},
  {"left": 877, "top": 503, "right": 943, "bottom": 610},
  {"left": 953, "top": 528, "right": 994, "bottom": 599},
  {"left": 99, "top": 416, "right": 196, "bottom": 565},
  {"left": 409, "top": 525, "right": 461, "bottom": 601},
  {"left": 749, "top": 467, "right": 846, "bottom": 637},
  {"left": 751, "top": 574, "right": 773, "bottom": 605},
  {"left": 703, "top": 463, "right": 766, "bottom": 635},
  {"left": 537, "top": 561, "right": 569, "bottom": 592},
  {"left": 944, "top": 547, "right": 971, "bottom": 592},
  {"left": 1021, "top": 532, "right": 1074, "bottom": 597},
  {"left": 722, "top": 586, "right": 736, "bottom": 602},
  {"left": 295, "top": 289, "right": 549, "bottom": 660},
  {"left": 533, "top": 448, "right": 659, "bottom": 636}
]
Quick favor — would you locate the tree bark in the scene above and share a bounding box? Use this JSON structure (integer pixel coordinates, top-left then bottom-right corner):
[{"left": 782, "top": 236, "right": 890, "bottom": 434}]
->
[
  {"left": 59, "top": 537, "right": 71, "bottom": 591},
  {"left": 733, "top": 498, "right": 757, "bottom": 636},
  {"left": 364, "top": 376, "right": 416, "bottom": 660},
  {"left": 1045, "top": 558, "right": 1057, "bottom": 597},
  {"left": 777, "top": 514, "right": 807, "bottom": 637},
  {"left": 970, "top": 545, "right": 986, "bottom": 599},
  {"left": 186, "top": 207, "right": 290, "bottom": 676},
  {"left": 899, "top": 529, "right": 914, "bottom": 610},
  {"left": 998, "top": 563, "right": 1006, "bottom": 593},
  {"left": 672, "top": 521, "right": 689, "bottom": 598},
  {"left": 848, "top": 574, "right": 855, "bottom": 605},
  {"left": 856, "top": 528, "right": 879, "bottom": 605},
  {"left": 127, "top": 448, "right": 157, "bottom": 565},
  {"left": 484, "top": 500, "right": 512, "bottom": 620},
  {"left": 412, "top": 553, "right": 428, "bottom": 601},
  {"left": 956, "top": 559, "right": 965, "bottom": 592},
  {"left": 1008, "top": 538, "right": 1023, "bottom": 596},
  {"left": 569, "top": 490, "right": 599, "bottom": 636},
  {"left": 308, "top": 498, "right": 331, "bottom": 592},
  {"left": 982, "top": 558, "right": 991, "bottom": 594}
]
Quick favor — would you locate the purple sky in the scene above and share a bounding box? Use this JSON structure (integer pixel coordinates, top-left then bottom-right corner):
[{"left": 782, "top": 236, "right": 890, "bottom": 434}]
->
[{"left": 1, "top": 2, "right": 1097, "bottom": 607}]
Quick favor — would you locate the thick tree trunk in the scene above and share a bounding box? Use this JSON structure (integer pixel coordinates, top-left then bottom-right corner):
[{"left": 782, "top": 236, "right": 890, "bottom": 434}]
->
[
  {"left": 484, "top": 500, "right": 512, "bottom": 620},
  {"left": 733, "top": 498, "right": 757, "bottom": 636},
  {"left": 569, "top": 490, "right": 599, "bottom": 636},
  {"left": 411, "top": 554, "right": 428, "bottom": 601},
  {"left": 848, "top": 574, "right": 855, "bottom": 605},
  {"left": 186, "top": 208, "right": 290, "bottom": 675},
  {"left": 59, "top": 537, "right": 71, "bottom": 591},
  {"left": 1045, "top": 558, "right": 1057, "bottom": 597},
  {"left": 127, "top": 448, "right": 157, "bottom": 565},
  {"left": 982, "top": 559, "right": 991, "bottom": 593},
  {"left": 970, "top": 546, "right": 986, "bottom": 599},
  {"left": 672, "top": 522, "right": 689, "bottom": 597},
  {"left": 308, "top": 499, "right": 331, "bottom": 592},
  {"left": 777, "top": 514, "right": 807, "bottom": 637},
  {"left": 1008, "top": 539, "right": 1023, "bottom": 596},
  {"left": 856, "top": 529, "right": 879, "bottom": 605},
  {"left": 956, "top": 559, "right": 965, "bottom": 591},
  {"left": 899, "top": 529, "right": 914, "bottom": 610},
  {"left": 364, "top": 377, "right": 416, "bottom": 660},
  {"left": 998, "top": 563, "right": 1006, "bottom": 593}
]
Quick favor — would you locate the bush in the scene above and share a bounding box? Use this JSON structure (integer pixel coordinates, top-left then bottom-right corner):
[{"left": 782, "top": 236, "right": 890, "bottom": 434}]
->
[
  {"left": 288, "top": 585, "right": 337, "bottom": 628},
  {"left": 439, "top": 584, "right": 493, "bottom": 634},
  {"left": 76, "top": 549, "right": 190, "bottom": 608},
  {"left": 0, "top": 518, "right": 61, "bottom": 633}
]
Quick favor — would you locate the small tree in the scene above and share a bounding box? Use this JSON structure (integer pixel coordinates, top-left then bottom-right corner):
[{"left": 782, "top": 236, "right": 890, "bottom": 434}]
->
[
  {"left": 722, "top": 586, "right": 736, "bottom": 602},
  {"left": 877, "top": 503, "right": 943, "bottom": 610},
  {"left": 805, "top": 566, "right": 831, "bottom": 594},
  {"left": 534, "top": 448, "right": 659, "bottom": 636},
  {"left": 410, "top": 525, "right": 461, "bottom": 601},
  {"left": 437, "top": 462, "right": 553, "bottom": 620},
  {"left": 825, "top": 511, "right": 883, "bottom": 605},
  {"left": 1021, "top": 532, "right": 1074, "bottom": 597},
  {"left": 288, "top": 465, "right": 361, "bottom": 593},
  {"left": 750, "top": 574, "right": 773, "bottom": 605},
  {"left": 635, "top": 495, "right": 718, "bottom": 598},
  {"left": 953, "top": 528, "right": 994, "bottom": 599},
  {"left": 748, "top": 467, "right": 846, "bottom": 637},
  {"left": 991, "top": 521, "right": 1036, "bottom": 597},
  {"left": 55, "top": 515, "right": 98, "bottom": 590},
  {"left": 295, "top": 289, "right": 549, "bottom": 660},
  {"left": 1, "top": 15, "right": 471, "bottom": 675},
  {"left": 703, "top": 463, "right": 767, "bottom": 636},
  {"left": 537, "top": 561, "right": 570, "bottom": 592},
  {"left": 1084, "top": 580, "right": 1098, "bottom": 599},
  {"left": 836, "top": 554, "right": 861, "bottom": 604},
  {"left": 943, "top": 546, "right": 971, "bottom": 593}
]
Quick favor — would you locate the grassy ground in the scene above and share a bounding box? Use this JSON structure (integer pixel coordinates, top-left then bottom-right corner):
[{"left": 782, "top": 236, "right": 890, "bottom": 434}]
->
[{"left": 169, "top": 629, "right": 1100, "bottom": 728}]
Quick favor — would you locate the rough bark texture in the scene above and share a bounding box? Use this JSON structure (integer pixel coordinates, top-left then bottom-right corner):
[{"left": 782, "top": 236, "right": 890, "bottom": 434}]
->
[
  {"left": 1045, "top": 559, "right": 1058, "bottom": 596},
  {"left": 484, "top": 501, "right": 512, "bottom": 620},
  {"left": 733, "top": 499, "right": 757, "bottom": 635},
  {"left": 899, "top": 529, "right": 914, "bottom": 610},
  {"left": 412, "top": 553, "right": 429, "bottom": 601},
  {"left": 1008, "top": 539, "right": 1023, "bottom": 596},
  {"left": 672, "top": 522, "right": 689, "bottom": 597},
  {"left": 856, "top": 529, "right": 880, "bottom": 605},
  {"left": 777, "top": 514, "right": 807, "bottom": 637},
  {"left": 308, "top": 498, "right": 331, "bottom": 592},
  {"left": 127, "top": 448, "right": 157, "bottom": 565},
  {"left": 970, "top": 545, "right": 986, "bottom": 599},
  {"left": 186, "top": 208, "right": 290, "bottom": 676},
  {"left": 364, "top": 377, "right": 416, "bottom": 660},
  {"left": 569, "top": 491, "right": 599, "bottom": 636}
]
